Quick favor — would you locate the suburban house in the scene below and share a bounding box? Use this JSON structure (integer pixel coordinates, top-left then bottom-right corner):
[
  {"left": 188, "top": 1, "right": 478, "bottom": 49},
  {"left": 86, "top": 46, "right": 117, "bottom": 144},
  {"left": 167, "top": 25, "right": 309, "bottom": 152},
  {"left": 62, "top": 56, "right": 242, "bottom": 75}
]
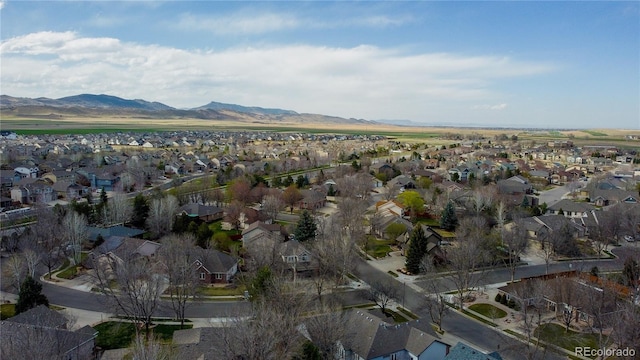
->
[
  {"left": 498, "top": 271, "right": 626, "bottom": 328},
  {"left": 10, "top": 181, "right": 56, "bottom": 204},
  {"left": 87, "top": 236, "right": 161, "bottom": 268},
  {"left": 193, "top": 248, "right": 238, "bottom": 284},
  {"left": 589, "top": 188, "right": 639, "bottom": 207},
  {"left": 520, "top": 215, "right": 584, "bottom": 239},
  {"left": 375, "top": 199, "right": 407, "bottom": 219},
  {"left": 387, "top": 175, "right": 417, "bottom": 192},
  {"left": 278, "top": 239, "right": 317, "bottom": 275},
  {"left": 547, "top": 199, "right": 595, "bottom": 219},
  {"left": 1, "top": 305, "right": 97, "bottom": 360},
  {"left": 241, "top": 221, "right": 285, "bottom": 248},
  {"left": 335, "top": 310, "right": 450, "bottom": 360},
  {"left": 241, "top": 221, "right": 286, "bottom": 264},
  {"left": 176, "top": 203, "right": 225, "bottom": 223},
  {"left": 497, "top": 175, "right": 533, "bottom": 195},
  {"left": 298, "top": 189, "right": 327, "bottom": 211}
]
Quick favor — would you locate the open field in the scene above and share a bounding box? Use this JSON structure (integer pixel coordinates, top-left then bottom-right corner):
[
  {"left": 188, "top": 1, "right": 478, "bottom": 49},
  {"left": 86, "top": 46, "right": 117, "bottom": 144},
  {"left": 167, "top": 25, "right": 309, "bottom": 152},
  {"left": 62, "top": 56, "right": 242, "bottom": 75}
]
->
[{"left": 1, "top": 116, "right": 639, "bottom": 146}]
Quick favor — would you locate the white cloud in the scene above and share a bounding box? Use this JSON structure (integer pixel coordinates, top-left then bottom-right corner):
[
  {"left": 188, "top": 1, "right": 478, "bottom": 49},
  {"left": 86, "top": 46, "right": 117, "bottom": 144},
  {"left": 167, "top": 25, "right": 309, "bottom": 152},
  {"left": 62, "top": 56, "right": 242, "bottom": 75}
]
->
[
  {"left": 0, "top": 1, "right": 5, "bottom": 10},
  {"left": 175, "top": 12, "right": 300, "bottom": 35},
  {"left": 1, "top": 31, "right": 554, "bottom": 121},
  {"left": 473, "top": 103, "right": 508, "bottom": 110}
]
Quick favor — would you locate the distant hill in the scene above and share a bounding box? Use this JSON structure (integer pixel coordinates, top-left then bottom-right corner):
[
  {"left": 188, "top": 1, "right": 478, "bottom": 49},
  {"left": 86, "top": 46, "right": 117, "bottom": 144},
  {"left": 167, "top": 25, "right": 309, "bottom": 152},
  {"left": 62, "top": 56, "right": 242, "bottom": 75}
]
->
[
  {"left": 194, "top": 101, "right": 298, "bottom": 116},
  {"left": 0, "top": 94, "right": 371, "bottom": 125}
]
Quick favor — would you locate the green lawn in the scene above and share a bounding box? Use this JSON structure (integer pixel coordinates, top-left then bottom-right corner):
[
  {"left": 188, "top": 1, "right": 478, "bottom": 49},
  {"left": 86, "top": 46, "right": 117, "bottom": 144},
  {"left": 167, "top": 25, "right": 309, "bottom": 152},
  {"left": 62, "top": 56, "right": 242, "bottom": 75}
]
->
[
  {"left": 0, "top": 304, "right": 16, "bottom": 320},
  {"left": 468, "top": 303, "right": 507, "bottom": 319},
  {"left": 365, "top": 237, "right": 394, "bottom": 259},
  {"left": 94, "top": 321, "right": 194, "bottom": 349},
  {"left": 433, "top": 228, "right": 456, "bottom": 238},
  {"left": 534, "top": 323, "right": 602, "bottom": 353},
  {"left": 94, "top": 322, "right": 137, "bottom": 350},
  {"left": 197, "top": 284, "right": 246, "bottom": 297}
]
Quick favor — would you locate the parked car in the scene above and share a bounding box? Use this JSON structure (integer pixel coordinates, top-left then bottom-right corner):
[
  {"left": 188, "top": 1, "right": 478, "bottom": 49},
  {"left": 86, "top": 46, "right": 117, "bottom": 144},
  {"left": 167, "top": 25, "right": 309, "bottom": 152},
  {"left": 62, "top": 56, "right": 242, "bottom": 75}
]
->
[{"left": 624, "top": 235, "right": 635, "bottom": 242}]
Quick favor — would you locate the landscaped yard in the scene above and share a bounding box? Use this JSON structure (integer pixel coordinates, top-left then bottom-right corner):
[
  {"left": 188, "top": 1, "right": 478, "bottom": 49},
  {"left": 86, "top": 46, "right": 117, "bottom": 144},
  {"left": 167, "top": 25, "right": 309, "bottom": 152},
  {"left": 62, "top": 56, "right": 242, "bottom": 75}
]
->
[
  {"left": 468, "top": 303, "right": 507, "bottom": 319},
  {"left": 365, "top": 237, "right": 395, "bottom": 259},
  {"left": 94, "top": 321, "right": 193, "bottom": 349},
  {"left": 534, "top": 323, "right": 602, "bottom": 354}
]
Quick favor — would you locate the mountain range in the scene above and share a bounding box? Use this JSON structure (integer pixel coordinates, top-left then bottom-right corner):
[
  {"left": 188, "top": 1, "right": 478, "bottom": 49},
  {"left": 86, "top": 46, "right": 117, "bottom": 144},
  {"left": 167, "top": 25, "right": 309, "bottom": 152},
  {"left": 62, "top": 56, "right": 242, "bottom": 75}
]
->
[{"left": 0, "top": 94, "right": 372, "bottom": 125}]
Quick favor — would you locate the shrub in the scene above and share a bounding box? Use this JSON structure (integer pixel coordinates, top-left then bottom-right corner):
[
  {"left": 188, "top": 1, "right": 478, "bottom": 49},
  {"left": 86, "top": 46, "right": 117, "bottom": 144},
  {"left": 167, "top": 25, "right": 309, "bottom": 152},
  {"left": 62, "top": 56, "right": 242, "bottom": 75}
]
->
[
  {"left": 500, "top": 296, "right": 508, "bottom": 305},
  {"left": 507, "top": 299, "right": 516, "bottom": 308},
  {"left": 495, "top": 293, "right": 503, "bottom": 303}
]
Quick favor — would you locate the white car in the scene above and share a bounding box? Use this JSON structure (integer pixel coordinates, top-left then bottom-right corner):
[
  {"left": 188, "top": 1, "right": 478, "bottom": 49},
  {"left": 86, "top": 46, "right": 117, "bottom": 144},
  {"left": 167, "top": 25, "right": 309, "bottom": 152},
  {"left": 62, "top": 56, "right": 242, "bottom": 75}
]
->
[{"left": 624, "top": 235, "right": 635, "bottom": 242}]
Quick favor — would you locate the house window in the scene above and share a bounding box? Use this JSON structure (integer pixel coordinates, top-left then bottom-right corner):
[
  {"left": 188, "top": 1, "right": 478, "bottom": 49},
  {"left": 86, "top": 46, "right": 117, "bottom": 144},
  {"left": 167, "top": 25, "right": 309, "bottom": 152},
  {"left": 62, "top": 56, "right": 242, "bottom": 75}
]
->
[
  {"left": 199, "top": 273, "right": 206, "bottom": 280},
  {"left": 215, "top": 274, "right": 223, "bottom": 280},
  {"left": 391, "top": 354, "right": 397, "bottom": 360}
]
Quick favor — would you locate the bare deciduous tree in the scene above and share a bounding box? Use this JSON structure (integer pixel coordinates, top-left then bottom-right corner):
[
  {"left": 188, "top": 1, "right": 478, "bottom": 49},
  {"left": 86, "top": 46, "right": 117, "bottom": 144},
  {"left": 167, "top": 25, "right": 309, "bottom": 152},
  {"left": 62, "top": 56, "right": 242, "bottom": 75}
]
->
[
  {"left": 502, "top": 220, "right": 529, "bottom": 282},
  {"left": 262, "top": 194, "right": 284, "bottom": 224},
  {"left": 25, "top": 209, "right": 65, "bottom": 279},
  {"left": 62, "top": 211, "right": 88, "bottom": 265},
  {"left": 147, "top": 195, "right": 178, "bottom": 238},
  {"left": 159, "top": 234, "right": 199, "bottom": 328},
  {"left": 446, "top": 219, "right": 488, "bottom": 310},
  {"left": 101, "top": 191, "right": 133, "bottom": 226},
  {"left": 217, "top": 287, "right": 309, "bottom": 360},
  {"left": 367, "top": 279, "right": 398, "bottom": 314},
  {"left": 420, "top": 258, "right": 450, "bottom": 332},
  {"left": 92, "top": 250, "right": 165, "bottom": 336},
  {"left": 3, "top": 254, "right": 26, "bottom": 291}
]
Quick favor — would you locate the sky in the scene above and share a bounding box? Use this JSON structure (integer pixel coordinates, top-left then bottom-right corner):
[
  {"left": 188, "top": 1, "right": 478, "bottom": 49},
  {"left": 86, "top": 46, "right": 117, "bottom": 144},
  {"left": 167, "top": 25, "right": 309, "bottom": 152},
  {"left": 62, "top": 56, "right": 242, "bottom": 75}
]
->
[{"left": 1, "top": 1, "right": 639, "bottom": 129}]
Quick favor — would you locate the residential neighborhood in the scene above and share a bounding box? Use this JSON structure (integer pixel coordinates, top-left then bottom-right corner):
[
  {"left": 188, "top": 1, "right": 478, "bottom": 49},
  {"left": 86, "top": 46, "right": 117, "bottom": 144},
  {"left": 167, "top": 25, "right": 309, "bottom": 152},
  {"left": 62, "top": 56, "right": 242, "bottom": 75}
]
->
[{"left": 1, "top": 128, "right": 639, "bottom": 360}]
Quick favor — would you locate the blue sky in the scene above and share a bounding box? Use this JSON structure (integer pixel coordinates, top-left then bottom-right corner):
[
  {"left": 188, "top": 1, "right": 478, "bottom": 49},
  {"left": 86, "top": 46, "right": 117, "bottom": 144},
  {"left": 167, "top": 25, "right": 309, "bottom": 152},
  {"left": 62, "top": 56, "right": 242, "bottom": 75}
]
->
[{"left": 1, "top": 1, "right": 638, "bottom": 129}]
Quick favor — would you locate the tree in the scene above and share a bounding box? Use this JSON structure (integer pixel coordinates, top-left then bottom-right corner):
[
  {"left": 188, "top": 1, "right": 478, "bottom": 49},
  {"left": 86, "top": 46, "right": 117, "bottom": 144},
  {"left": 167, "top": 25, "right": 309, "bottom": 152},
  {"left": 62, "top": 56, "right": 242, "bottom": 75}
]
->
[
  {"left": 2, "top": 254, "right": 26, "bottom": 291},
  {"left": 63, "top": 211, "right": 88, "bottom": 265},
  {"left": 294, "top": 210, "right": 317, "bottom": 242},
  {"left": 440, "top": 201, "right": 458, "bottom": 231},
  {"left": 227, "top": 177, "right": 252, "bottom": 205},
  {"left": 131, "top": 194, "right": 150, "bottom": 228},
  {"left": 405, "top": 225, "right": 427, "bottom": 274},
  {"left": 446, "top": 230, "right": 487, "bottom": 310},
  {"left": 92, "top": 249, "right": 164, "bottom": 337},
  {"left": 195, "top": 222, "right": 213, "bottom": 249},
  {"left": 282, "top": 185, "right": 303, "bottom": 213},
  {"left": 262, "top": 194, "right": 284, "bottom": 224},
  {"left": 159, "top": 234, "right": 199, "bottom": 328},
  {"left": 397, "top": 190, "right": 424, "bottom": 220},
  {"left": 367, "top": 279, "right": 398, "bottom": 315},
  {"left": 622, "top": 256, "right": 639, "bottom": 287},
  {"left": 101, "top": 191, "right": 133, "bottom": 226},
  {"left": 27, "top": 208, "right": 65, "bottom": 279},
  {"left": 502, "top": 220, "right": 529, "bottom": 282},
  {"left": 15, "top": 276, "right": 49, "bottom": 314},
  {"left": 420, "top": 258, "right": 450, "bottom": 332},
  {"left": 147, "top": 195, "right": 179, "bottom": 238}
]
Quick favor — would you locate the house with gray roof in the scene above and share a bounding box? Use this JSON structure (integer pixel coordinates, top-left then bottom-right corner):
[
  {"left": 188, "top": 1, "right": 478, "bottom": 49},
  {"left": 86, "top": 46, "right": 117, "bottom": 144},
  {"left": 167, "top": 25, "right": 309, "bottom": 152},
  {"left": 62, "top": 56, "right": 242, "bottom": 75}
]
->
[
  {"left": 1, "top": 305, "right": 97, "bottom": 360},
  {"left": 193, "top": 248, "right": 238, "bottom": 284},
  {"left": 176, "top": 203, "right": 224, "bottom": 223},
  {"left": 547, "top": 199, "right": 595, "bottom": 219},
  {"left": 337, "top": 310, "right": 450, "bottom": 360},
  {"left": 443, "top": 342, "right": 502, "bottom": 360}
]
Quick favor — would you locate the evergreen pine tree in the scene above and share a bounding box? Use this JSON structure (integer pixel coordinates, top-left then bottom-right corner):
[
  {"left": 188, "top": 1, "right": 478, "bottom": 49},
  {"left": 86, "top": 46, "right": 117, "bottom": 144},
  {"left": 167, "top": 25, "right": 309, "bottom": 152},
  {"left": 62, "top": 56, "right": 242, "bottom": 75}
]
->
[
  {"left": 405, "top": 225, "right": 427, "bottom": 274},
  {"left": 440, "top": 201, "right": 458, "bottom": 231},
  {"left": 131, "top": 194, "right": 149, "bottom": 228},
  {"left": 15, "top": 276, "right": 49, "bottom": 314},
  {"left": 294, "top": 210, "right": 317, "bottom": 242}
]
